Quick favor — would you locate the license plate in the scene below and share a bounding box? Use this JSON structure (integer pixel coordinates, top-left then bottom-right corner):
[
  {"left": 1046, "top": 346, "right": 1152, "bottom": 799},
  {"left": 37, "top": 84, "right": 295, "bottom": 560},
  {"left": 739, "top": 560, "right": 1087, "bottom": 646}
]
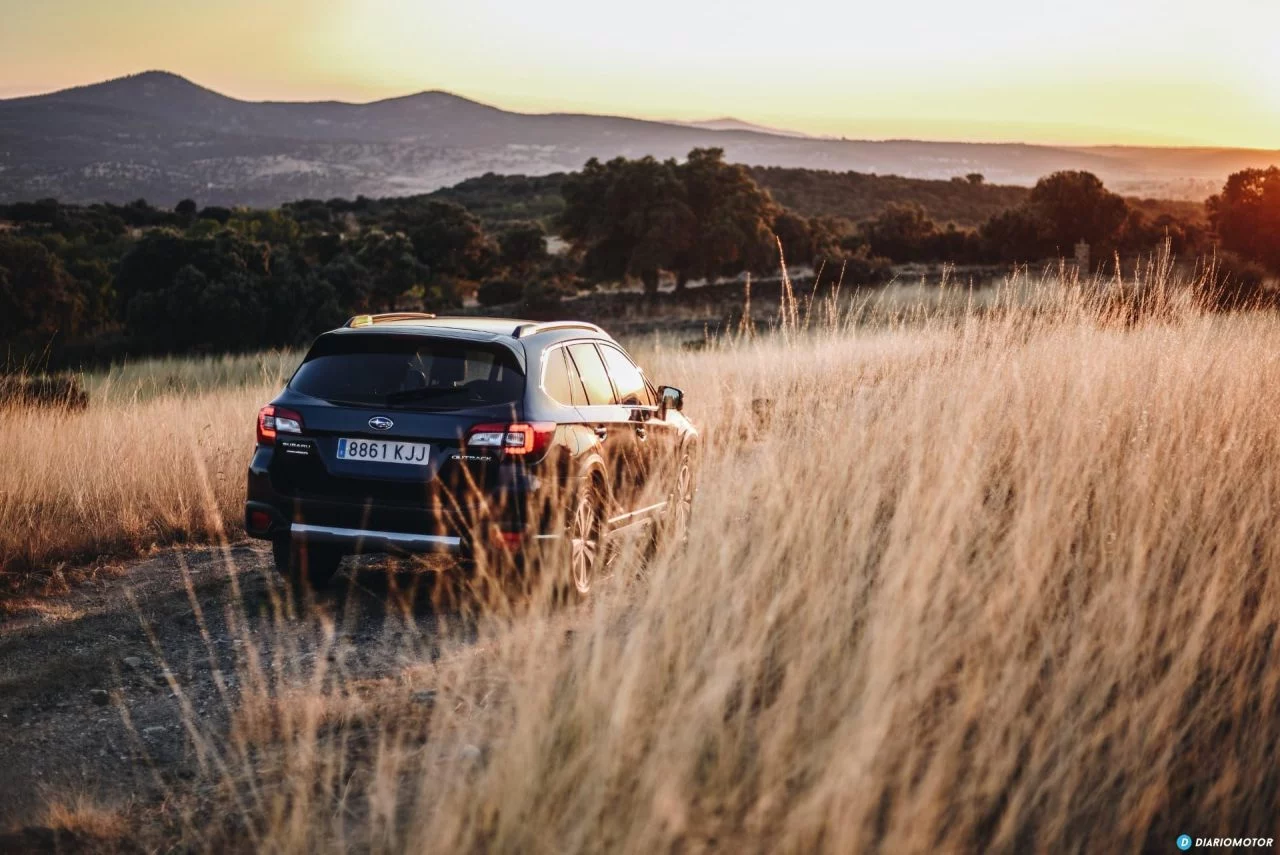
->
[{"left": 336, "top": 437, "right": 431, "bottom": 465}]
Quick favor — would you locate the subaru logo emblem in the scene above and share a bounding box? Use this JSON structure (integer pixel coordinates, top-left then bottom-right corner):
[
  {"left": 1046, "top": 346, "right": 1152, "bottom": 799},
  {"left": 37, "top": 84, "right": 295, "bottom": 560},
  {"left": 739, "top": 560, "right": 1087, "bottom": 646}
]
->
[{"left": 368, "top": 416, "right": 394, "bottom": 431}]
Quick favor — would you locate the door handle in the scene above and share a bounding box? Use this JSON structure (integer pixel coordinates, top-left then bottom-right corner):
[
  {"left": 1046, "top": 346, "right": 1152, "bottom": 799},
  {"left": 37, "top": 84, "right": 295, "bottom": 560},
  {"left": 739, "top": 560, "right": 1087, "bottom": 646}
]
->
[
  {"left": 635, "top": 426, "right": 647, "bottom": 440},
  {"left": 594, "top": 426, "right": 608, "bottom": 440}
]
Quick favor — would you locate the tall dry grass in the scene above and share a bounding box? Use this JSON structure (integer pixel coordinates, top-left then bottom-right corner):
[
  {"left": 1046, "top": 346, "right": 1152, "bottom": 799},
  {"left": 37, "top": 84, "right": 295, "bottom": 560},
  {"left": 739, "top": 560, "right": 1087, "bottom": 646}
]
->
[
  {"left": 11, "top": 262, "right": 1280, "bottom": 850},
  {"left": 0, "top": 351, "right": 301, "bottom": 579},
  {"left": 109, "top": 265, "right": 1279, "bottom": 852},
  {"left": 0, "top": 382, "right": 272, "bottom": 578}
]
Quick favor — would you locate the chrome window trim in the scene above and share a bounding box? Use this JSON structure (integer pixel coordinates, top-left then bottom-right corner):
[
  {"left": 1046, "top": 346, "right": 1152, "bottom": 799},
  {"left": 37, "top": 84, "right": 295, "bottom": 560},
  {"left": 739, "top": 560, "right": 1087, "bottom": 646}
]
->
[
  {"left": 538, "top": 338, "right": 600, "bottom": 407},
  {"left": 539, "top": 338, "right": 658, "bottom": 411},
  {"left": 595, "top": 341, "right": 657, "bottom": 408}
]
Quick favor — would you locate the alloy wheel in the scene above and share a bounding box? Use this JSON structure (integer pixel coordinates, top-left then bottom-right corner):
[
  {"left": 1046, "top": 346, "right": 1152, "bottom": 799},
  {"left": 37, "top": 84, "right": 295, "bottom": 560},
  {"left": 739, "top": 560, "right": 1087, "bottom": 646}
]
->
[{"left": 569, "top": 491, "right": 600, "bottom": 594}]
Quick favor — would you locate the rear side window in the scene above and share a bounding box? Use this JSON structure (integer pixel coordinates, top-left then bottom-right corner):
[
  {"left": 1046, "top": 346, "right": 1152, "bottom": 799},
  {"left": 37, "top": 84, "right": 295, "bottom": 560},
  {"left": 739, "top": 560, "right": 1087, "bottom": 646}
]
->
[
  {"left": 567, "top": 343, "right": 615, "bottom": 406},
  {"left": 599, "top": 345, "right": 653, "bottom": 407},
  {"left": 543, "top": 347, "right": 587, "bottom": 407},
  {"left": 290, "top": 335, "right": 524, "bottom": 409}
]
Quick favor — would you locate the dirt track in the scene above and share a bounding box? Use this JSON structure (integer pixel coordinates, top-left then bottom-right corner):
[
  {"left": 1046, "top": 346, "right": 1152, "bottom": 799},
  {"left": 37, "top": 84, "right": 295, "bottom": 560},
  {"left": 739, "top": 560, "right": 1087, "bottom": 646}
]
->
[{"left": 0, "top": 542, "right": 459, "bottom": 834}]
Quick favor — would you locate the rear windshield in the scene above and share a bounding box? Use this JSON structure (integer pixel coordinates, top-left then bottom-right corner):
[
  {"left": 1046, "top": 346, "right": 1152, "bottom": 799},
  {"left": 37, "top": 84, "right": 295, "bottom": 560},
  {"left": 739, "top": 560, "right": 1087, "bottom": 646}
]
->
[{"left": 290, "top": 335, "right": 524, "bottom": 410}]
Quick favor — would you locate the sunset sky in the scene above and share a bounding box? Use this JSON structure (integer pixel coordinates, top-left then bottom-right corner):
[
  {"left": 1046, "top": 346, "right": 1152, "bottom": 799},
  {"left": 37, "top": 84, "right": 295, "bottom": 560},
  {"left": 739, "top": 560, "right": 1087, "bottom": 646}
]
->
[{"left": 3, "top": 0, "right": 1279, "bottom": 148}]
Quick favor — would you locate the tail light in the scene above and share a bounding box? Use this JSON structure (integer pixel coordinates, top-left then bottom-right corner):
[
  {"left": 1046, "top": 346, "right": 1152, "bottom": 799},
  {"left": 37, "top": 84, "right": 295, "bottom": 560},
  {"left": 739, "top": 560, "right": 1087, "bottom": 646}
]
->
[
  {"left": 491, "top": 528, "right": 526, "bottom": 550},
  {"left": 466, "top": 422, "right": 555, "bottom": 457},
  {"left": 257, "top": 405, "right": 303, "bottom": 445}
]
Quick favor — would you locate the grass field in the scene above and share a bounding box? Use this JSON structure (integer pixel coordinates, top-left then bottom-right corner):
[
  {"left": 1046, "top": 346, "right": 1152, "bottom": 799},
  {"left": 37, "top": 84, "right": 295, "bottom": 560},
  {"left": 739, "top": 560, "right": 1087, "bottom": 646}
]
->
[
  {"left": 0, "top": 274, "right": 998, "bottom": 582},
  {"left": 6, "top": 265, "right": 1280, "bottom": 850}
]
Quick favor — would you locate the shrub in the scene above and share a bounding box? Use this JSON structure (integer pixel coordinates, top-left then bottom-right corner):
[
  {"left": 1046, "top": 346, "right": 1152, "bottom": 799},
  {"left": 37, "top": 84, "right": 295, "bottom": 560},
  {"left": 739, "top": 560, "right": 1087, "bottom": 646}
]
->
[
  {"left": 1199, "top": 253, "right": 1274, "bottom": 311},
  {"left": 521, "top": 277, "right": 578, "bottom": 310},
  {"left": 0, "top": 374, "right": 88, "bottom": 410},
  {"left": 476, "top": 279, "right": 524, "bottom": 307}
]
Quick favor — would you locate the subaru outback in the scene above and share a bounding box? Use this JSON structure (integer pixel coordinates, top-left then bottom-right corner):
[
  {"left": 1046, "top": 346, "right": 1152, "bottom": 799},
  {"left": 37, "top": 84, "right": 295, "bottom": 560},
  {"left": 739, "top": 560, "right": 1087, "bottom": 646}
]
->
[{"left": 244, "top": 313, "right": 698, "bottom": 594}]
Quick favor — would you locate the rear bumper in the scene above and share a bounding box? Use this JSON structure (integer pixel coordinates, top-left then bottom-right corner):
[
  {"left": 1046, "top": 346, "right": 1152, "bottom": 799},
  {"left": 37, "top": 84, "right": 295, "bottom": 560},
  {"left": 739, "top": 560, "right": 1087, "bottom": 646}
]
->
[
  {"left": 245, "top": 491, "right": 483, "bottom": 555},
  {"left": 290, "top": 523, "right": 462, "bottom": 554},
  {"left": 245, "top": 450, "right": 576, "bottom": 556},
  {"left": 245, "top": 497, "right": 466, "bottom": 554}
]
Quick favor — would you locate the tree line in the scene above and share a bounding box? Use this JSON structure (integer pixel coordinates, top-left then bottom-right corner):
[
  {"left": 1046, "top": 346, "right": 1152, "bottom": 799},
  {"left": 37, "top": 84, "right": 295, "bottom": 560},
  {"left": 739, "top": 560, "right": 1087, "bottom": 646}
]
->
[{"left": 2, "top": 150, "right": 1277, "bottom": 366}]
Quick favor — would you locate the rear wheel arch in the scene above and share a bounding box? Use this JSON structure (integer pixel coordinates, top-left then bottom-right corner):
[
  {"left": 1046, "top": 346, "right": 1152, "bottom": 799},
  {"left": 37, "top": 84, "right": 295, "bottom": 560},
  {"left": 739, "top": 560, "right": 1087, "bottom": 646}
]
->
[
  {"left": 586, "top": 460, "right": 614, "bottom": 516},
  {"left": 572, "top": 450, "right": 611, "bottom": 500}
]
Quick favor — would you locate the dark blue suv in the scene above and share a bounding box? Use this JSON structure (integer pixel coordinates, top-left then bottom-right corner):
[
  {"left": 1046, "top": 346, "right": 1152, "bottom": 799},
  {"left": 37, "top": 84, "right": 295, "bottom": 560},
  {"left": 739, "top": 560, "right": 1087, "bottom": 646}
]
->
[{"left": 245, "top": 313, "right": 698, "bottom": 593}]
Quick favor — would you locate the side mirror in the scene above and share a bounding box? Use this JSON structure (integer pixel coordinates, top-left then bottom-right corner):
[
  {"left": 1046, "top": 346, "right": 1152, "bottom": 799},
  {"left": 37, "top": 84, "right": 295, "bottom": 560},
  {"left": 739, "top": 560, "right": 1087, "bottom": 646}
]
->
[{"left": 659, "top": 385, "right": 684, "bottom": 415}]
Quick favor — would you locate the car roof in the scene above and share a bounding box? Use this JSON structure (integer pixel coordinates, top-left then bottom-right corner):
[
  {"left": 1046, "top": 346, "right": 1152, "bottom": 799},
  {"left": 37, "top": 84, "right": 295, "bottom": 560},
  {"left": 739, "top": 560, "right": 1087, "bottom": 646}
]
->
[
  {"left": 317, "top": 316, "right": 617, "bottom": 374},
  {"left": 339, "top": 316, "right": 531, "bottom": 335},
  {"left": 331, "top": 315, "right": 613, "bottom": 343}
]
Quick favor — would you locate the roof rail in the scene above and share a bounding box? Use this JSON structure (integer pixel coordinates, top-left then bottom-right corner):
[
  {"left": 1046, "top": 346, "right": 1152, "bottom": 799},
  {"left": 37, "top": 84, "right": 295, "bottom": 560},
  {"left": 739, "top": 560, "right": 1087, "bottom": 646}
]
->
[
  {"left": 345, "top": 312, "right": 436, "bottom": 328},
  {"left": 512, "top": 321, "right": 604, "bottom": 339}
]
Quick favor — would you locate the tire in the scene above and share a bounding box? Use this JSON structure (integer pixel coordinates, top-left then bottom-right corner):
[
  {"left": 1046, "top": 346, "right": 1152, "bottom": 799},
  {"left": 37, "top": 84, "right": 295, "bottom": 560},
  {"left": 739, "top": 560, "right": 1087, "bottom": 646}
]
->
[
  {"left": 566, "top": 479, "right": 607, "bottom": 596},
  {"left": 272, "top": 535, "right": 343, "bottom": 590}
]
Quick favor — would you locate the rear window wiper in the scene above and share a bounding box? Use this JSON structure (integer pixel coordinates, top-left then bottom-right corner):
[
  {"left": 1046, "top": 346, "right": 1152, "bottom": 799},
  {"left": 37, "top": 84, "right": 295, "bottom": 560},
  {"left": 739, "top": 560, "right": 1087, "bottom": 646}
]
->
[{"left": 320, "top": 397, "right": 381, "bottom": 408}]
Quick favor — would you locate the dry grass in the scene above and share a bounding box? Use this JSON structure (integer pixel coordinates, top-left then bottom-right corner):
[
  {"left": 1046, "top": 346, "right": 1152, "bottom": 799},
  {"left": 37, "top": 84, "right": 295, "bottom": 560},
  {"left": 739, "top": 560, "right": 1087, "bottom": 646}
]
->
[
  {"left": 42, "top": 797, "right": 129, "bottom": 841},
  {"left": 0, "top": 349, "right": 297, "bottom": 580},
  {"left": 12, "top": 263, "right": 1280, "bottom": 850},
  {"left": 0, "top": 382, "right": 269, "bottom": 580}
]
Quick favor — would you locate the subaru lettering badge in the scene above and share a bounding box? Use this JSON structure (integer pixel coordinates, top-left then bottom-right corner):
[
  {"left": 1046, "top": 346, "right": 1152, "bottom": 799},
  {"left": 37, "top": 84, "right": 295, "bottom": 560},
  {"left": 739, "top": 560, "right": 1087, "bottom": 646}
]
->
[{"left": 368, "top": 416, "right": 394, "bottom": 431}]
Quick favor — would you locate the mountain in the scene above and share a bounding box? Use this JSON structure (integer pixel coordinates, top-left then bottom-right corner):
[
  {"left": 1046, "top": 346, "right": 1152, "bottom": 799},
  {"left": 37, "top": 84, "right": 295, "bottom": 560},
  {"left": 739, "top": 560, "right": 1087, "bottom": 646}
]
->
[
  {"left": 1, "top": 71, "right": 1277, "bottom": 207},
  {"left": 669, "top": 117, "right": 815, "bottom": 138}
]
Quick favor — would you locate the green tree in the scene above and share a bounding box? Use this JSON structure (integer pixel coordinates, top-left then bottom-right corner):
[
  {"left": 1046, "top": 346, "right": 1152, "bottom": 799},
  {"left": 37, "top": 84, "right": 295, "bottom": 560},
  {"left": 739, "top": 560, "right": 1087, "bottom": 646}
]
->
[
  {"left": 978, "top": 172, "right": 1131, "bottom": 263},
  {"left": 1208, "top": 167, "right": 1280, "bottom": 273},
  {"left": 498, "top": 221, "right": 549, "bottom": 274},
  {"left": 980, "top": 207, "right": 1049, "bottom": 262},
  {"left": 115, "top": 231, "right": 268, "bottom": 311},
  {"left": 560, "top": 155, "right": 693, "bottom": 295},
  {"left": 772, "top": 210, "right": 815, "bottom": 265},
  {"left": 560, "top": 149, "right": 778, "bottom": 294},
  {"left": 228, "top": 208, "right": 302, "bottom": 246},
  {"left": 0, "top": 235, "right": 84, "bottom": 353},
  {"left": 1026, "top": 171, "right": 1129, "bottom": 252},
  {"left": 263, "top": 252, "right": 344, "bottom": 346},
  {"left": 477, "top": 279, "right": 524, "bottom": 307},
  {"left": 772, "top": 212, "right": 850, "bottom": 269},
  {"left": 391, "top": 200, "right": 496, "bottom": 281},
  {"left": 117, "top": 231, "right": 344, "bottom": 353},
  {"left": 318, "top": 252, "right": 374, "bottom": 310},
  {"left": 858, "top": 203, "right": 938, "bottom": 261},
  {"left": 671, "top": 148, "right": 779, "bottom": 289},
  {"left": 353, "top": 230, "right": 432, "bottom": 311},
  {"left": 198, "top": 206, "right": 232, "bottom": 225}
]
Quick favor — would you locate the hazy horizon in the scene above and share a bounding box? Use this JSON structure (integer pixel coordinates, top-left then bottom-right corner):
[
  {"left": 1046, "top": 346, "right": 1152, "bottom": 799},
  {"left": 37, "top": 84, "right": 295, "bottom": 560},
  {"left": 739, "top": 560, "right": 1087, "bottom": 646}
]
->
[
  {"left": 6, "top": 68, "right": 1280, "bottom": 155},
  {"left": 2, "top": 0, "right": 1278, "bottom": 148}
]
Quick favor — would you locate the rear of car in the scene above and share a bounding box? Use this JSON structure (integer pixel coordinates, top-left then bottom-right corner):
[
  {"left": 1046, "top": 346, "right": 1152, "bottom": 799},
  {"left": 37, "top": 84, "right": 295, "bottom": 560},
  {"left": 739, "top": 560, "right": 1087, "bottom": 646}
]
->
[
  {"left": 245, "top": 326, "right": 557, "bottom": 579},
  {"left": 246, "top": 315, "right": 699, "bottom": 593}
]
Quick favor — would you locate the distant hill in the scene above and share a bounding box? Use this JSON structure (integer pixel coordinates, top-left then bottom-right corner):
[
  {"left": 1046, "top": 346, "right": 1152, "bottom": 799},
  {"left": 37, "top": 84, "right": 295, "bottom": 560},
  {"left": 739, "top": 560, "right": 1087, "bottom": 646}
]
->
[
  {"left": 668, "top": 118, "right": 814, "bottom": 138},
  {"left": 2, "top": 71, "right": 1278, "bottom": 207}
]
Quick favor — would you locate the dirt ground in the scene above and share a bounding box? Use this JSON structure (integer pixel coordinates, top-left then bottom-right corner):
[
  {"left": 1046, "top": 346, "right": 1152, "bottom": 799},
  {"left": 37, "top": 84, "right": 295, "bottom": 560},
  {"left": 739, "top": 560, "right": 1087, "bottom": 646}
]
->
[{"left": 0, "top": 541, "right": 462, "bottom": 842}]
